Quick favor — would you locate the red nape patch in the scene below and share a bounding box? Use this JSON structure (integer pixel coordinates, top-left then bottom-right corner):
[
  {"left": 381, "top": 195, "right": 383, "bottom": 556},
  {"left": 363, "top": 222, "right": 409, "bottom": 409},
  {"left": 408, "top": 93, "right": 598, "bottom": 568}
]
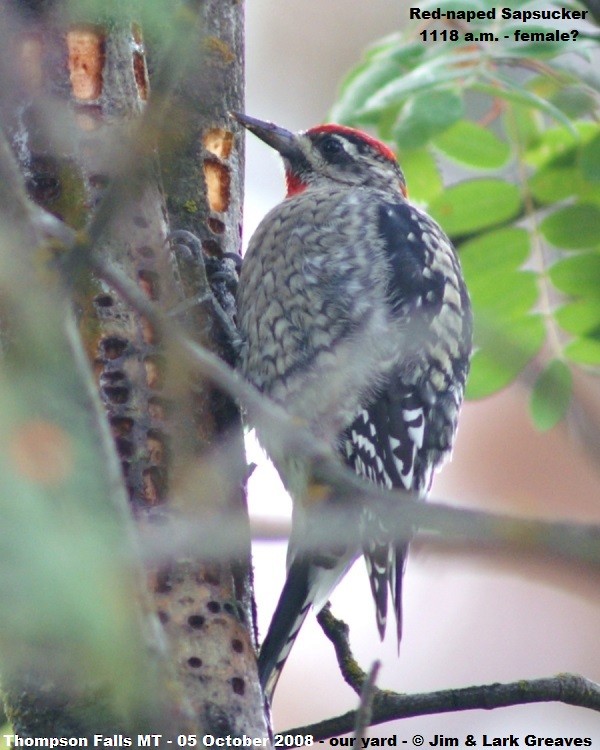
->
[
  {"left": 307, "top": 123, "right": 398, "bottom": 165},
  {"left": 285, "top": 169, "right": 308, "bottom": 197}
]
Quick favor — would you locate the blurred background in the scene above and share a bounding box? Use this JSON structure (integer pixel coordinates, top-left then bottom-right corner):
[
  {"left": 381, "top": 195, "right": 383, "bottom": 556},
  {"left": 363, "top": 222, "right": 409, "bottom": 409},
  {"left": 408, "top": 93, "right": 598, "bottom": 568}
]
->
[{"left": 242, "top": 0, "right": 600, "bottom": 739}]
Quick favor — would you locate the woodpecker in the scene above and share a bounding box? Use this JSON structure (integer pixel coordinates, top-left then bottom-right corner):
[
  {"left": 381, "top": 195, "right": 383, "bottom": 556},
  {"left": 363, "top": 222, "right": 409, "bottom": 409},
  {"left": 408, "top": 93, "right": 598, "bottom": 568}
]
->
[{"left": 234, "top": 113, "right": 472, "bottom": 699}]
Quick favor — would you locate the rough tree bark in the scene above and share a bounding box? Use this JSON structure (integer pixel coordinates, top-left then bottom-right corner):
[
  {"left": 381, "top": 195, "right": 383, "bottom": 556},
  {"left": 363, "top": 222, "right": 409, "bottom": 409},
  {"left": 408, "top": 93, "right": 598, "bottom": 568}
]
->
[{"left": 0, "top": 0, "right": 266, "bottom": 739}]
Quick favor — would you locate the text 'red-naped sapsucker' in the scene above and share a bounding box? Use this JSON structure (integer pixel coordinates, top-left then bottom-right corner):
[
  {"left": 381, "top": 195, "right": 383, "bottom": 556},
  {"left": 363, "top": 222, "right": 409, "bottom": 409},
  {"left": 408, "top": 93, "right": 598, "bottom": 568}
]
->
[{"left": 234, "top": 113, "right": 473, "bottom": 699}]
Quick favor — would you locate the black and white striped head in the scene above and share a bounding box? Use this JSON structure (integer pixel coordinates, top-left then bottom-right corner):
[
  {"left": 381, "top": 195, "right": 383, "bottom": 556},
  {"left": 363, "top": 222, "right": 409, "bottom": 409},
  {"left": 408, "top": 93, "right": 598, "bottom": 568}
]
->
[{"left": 233, "top": 113, "right": 407, "bottom": 198}]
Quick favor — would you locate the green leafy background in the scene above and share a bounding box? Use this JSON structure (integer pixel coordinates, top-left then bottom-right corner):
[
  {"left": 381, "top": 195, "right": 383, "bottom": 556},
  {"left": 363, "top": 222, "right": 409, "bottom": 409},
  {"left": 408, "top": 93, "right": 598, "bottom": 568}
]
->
[{"left": 331, "top": 0, "right": 600, "bottom": 431}]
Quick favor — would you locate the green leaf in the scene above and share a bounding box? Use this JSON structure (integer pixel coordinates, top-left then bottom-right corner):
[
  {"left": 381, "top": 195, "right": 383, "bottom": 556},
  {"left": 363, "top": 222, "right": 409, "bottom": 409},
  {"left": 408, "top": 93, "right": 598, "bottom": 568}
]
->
[
  {"left": 366, "top": 37, "right": 424, "bottom": 64},
  {"left": 580, "top": 132, "right": 600, "bottom": 184},
  {"left": 541, "top": 204, "right": 600, "bottom": 250},
  {"left": 428, "top": 179, "right": 521, "bottom": 236},
  {"left": 550, "top": 252, "right": 600, "bottom": 296},
  {"left": 518, "top": 71, "right": 561, "bottom": 101},
  {"left": 332, "top": 59, "right": 409, "bottom": 124},
  {"left": 502, "top": 103, "right": 543, "bottom": 151},
  {"left": 528, "top": 166, "right": 576, "bottom": 204},
  {"left": 393, "top": 89, "right": 464, "bottom": 150},
  {"left": 576, "top": 178, "right": 600, "bottom": 203},
  {"left": 460, "top": 232, "right": 537, "bottom": 325},
  {"left": 399, "top": 148, "right": 443, "bottom": 204},
  {"left": 466, "top": 314, "right": 545, "bottom": 399},
  {"left": 474, "top": 75, "right": 577, "bottom": 135},
  {"left": 459, "top": 227, "right": 530, "bottom": 277},
  {"left": 433, "top": 120, "right": 511, "bottom": 169},
  {"left": 551, "top": 57, "right": 600, "bottom": 96},
  {"left": 469, "top": 269, "right": 538, "bottom": 321},
  {"left": 525, "top": 122, "right": 596, "bottom": 168},
  {"left": 555, "top": 299, "right": 600, "bottom": 336},
  {"left": 363, "top": 32, "right": 405, "bottom": 60},
  {"left": 530, "top": 360, "right": 572, "bottom": 431},
  {"left": 552, "top": 87, "right": 598, "bottom": 119},
  {"left": 359, "top": 50, "right": 481, "bottom": 115},
  {"left": 564, "top": 337, "right": 600, "bottom": 366},
  {"left": 332, "top": 42, "right": 428, "bottom": 123}
]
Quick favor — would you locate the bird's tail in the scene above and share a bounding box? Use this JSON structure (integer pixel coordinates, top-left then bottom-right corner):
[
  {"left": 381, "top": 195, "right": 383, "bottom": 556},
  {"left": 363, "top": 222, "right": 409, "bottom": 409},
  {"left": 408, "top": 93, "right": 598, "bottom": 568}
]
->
[
  {"left": 257, "top": 557, "right": 312, "bottom": 700},
  {"left": 258, "top": 546, "right": 356, "bottom": 700}
]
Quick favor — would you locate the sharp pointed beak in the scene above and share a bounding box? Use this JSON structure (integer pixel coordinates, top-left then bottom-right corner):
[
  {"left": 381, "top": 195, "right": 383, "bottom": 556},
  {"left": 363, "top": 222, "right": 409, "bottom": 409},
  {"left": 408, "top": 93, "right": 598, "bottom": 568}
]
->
[{"left": 231, "top": 112, "right": 300, "bottom": 160}]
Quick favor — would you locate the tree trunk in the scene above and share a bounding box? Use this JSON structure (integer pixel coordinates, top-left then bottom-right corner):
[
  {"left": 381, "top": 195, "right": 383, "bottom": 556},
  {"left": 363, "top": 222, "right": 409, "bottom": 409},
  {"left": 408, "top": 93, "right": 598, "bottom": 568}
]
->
[{"left": 0, "top": 0, "right": 266, "bottom": 739}]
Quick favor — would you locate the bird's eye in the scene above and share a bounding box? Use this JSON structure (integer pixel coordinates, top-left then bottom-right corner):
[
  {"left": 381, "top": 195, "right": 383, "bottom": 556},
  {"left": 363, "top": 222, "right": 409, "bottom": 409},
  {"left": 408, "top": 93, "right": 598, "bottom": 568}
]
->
[{"left": 320, "top": 136, "right": 344, "bottom": 157}]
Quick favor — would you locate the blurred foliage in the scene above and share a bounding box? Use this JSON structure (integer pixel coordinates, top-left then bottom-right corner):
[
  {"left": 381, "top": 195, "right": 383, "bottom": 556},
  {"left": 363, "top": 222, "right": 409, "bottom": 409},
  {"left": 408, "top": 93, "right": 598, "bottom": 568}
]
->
[
  {"left": 332, "top": 0, "right": 600, "bottom": 431},
  {"left": 0, "top": 220, "right": 163, "bottom": 722},
  {"left": 0, "top": 0, "right": 240, "bottom": 730}
]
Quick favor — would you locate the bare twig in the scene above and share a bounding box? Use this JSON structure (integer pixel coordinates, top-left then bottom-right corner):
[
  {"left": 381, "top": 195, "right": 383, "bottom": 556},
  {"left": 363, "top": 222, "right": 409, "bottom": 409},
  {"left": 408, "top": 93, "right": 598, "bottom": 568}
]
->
[
  {"left": 313, "top": 605, "right": 597, "bottom": 738},
  {"left": 0, "top": 125, "right": 77, "bottom": 248},
  {"left": 0, "top": 132, "right": 35, "bottom": 228},
  {"left": 277, "top": 673, "right": 600, "bottom": 743},
  {"left": 353, "top": 661, "right": 380, "bottom": 746},
  {"left": 316, "top": 604, "right": 371, "bottom": 696}
]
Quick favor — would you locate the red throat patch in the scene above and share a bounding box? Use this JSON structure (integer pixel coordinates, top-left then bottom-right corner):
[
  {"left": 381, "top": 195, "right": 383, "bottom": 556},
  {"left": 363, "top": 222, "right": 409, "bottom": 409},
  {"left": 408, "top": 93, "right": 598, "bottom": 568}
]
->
[{"left": 285, "top": 169, "right": 308, "bottom": 197}]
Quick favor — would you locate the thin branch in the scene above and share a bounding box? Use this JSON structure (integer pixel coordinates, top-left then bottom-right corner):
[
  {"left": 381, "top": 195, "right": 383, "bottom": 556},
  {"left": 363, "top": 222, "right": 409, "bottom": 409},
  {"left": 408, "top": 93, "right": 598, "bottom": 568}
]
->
[
  {"left": 354, "top": 661, "right": 380, "bottom": 746},
  {"left": 316, "top": 604, "right": 371, "bottom": 696},
  {"left": 130, "top": 501, "right": 600, "bottom": 611},
  {"left": 92, "top": 255, "right": 600, "bottom": 572},
  {"left": 309, "top": 607, "right": 600, "bottom": 741},
  {"left": 90, "top": 254, "right": 308, "bottom": 453},
  {"left": 0, "top": 125, "right": 77, "bottom": 248},
  {"left": 278, "top": 673, "right": 600, "bottom": 743},
  {"left": 0, "top": 127, "right": 35, "bottom": 226}
]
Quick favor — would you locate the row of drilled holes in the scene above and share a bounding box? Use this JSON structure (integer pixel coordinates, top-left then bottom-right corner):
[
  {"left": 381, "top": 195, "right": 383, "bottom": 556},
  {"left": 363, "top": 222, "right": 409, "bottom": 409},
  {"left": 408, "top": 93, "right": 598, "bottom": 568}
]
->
[
  {"left": 157, "top": 602, "right": 246, "bottom": 695},
  {"left": 202, "top": 129, "right": 234, "bottom": 258},
  {"left": 95, "top": 283, "right": 169, "bottom": 505}
]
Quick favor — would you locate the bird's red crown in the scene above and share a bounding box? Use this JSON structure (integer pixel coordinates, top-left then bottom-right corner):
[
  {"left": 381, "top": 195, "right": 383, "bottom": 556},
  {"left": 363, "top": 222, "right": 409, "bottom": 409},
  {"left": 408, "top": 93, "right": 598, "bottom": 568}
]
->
[{"left": 307, "top": 123, "right": 398, "bottom": 165}]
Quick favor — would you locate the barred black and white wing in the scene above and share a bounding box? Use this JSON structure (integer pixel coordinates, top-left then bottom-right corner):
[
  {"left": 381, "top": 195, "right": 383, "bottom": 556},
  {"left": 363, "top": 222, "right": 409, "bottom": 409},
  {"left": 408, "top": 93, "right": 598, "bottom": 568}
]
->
[{"left": 342, "top": 199, "right": 472, "bottom": 643}]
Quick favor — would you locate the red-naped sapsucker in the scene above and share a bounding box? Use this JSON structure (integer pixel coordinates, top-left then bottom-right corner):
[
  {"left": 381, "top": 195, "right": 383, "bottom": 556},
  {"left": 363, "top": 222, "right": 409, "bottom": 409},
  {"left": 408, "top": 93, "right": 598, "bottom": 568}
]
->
[{"left": 234, "top": 113, "right": 472, "bottom": 699}]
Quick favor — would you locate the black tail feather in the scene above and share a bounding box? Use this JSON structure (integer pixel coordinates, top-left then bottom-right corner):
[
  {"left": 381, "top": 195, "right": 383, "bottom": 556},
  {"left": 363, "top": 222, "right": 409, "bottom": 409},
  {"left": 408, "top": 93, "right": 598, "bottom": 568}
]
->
[
  {"left": 391, "top": 543, "right": 408, "bottom": 648},
  {"left": 258, "top": 557, "right": 312, "bottom": 700}
]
